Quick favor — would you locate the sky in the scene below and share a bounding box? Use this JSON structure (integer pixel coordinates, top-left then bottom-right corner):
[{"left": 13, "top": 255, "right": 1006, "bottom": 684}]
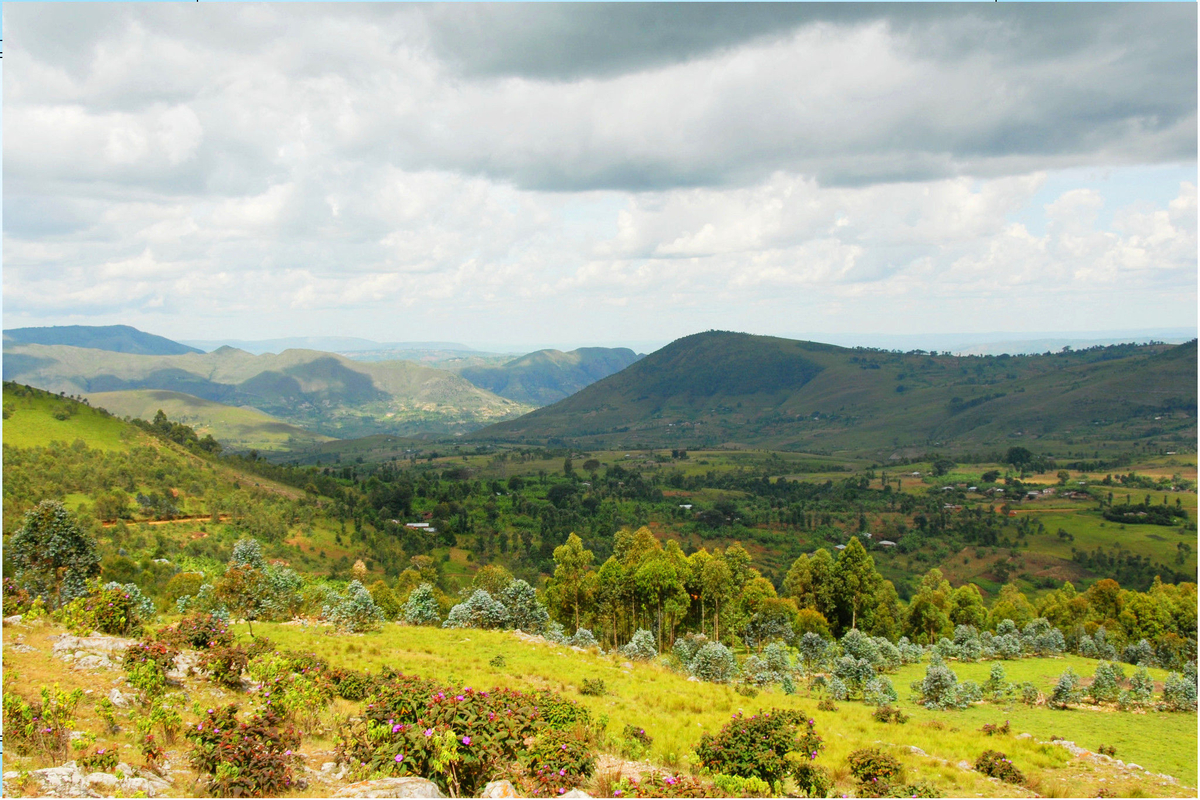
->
[{"left": 3, "top": 3, "right": 1197, "bottom": 352}]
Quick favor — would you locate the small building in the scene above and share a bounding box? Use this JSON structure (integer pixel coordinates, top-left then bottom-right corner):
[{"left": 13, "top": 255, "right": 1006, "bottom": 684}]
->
[
  {"left": 406, "top": 522, "right": 430, "bottom": 529},
  {"left": 835, "top": 544, "right": 847, "bottom": 550},
  {"left": 679, "top": 504, "right": 693, "bottom": 510},
  {"left": 878, "top": 540, "right": 896, "bottom": 547}
]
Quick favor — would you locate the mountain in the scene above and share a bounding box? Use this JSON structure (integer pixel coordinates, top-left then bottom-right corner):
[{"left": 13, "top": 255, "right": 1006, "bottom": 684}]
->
[
  {"left": 3, "top": 324, "right": 202, "bottom": 355},
  {"left": 2, "top": 343, "right": 531, "bottom": 440},
  {"left": 476, "top": 331, "right": 1197, "bottom": 455},
  {"left": 455, "top": 347, "right": 643, "bottom": 405},
  {"left": 181, "top": 337, "right": 477, "bottom": 355},
  {"left": 85, "top": 389, "right": 335, "bottom": 452}
]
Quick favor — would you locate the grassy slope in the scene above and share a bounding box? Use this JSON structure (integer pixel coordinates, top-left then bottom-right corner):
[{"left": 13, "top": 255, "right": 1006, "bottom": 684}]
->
[
  {"left": 3, "top": 385, "right": 144, "bottom": 452},
  {"left": 3, "top": 344, "right": 532, "bottom": 438},
  {"left": 478, "top": 333, "right": 1196, "bottom": 455},
  {"left": 86, "top": 389, "right": 334, "bottom": 451}
]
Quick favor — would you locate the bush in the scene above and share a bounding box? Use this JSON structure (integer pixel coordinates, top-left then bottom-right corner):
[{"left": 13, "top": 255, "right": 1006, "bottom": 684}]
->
[
  {"left": 443, "top": 589, "right": 509, "bottom": 630},
  {"left": 200, "top": 645, "right": 249, "bottom": 689},
  {"left": 1098, "top": 744, "right": 1117, "bottom": 757},
  {"left": 1048, "top": 668, "right": 1083, "bottom": 709},
  {"left": 78, "top": 745, "right": 120, "bottom": 772},
  {"left": 500, "top": 579, "right": 550, "bottom": 634},
  {"left": 489, "top": 654, "right": 507, "bottom": 668},
  {"left": 622, "top": 629, "right": 658, "bottom": 661},
  {"left": 833, "top": 656, "right": 875, "bottom": 699},
  {"left": 798, "top": 632, "right": 830, "bottom": 671},
  {"left": 3, "top": 577, "right": 34, "bottom": 615},
  {"left": 612, "top": 773, "right": 722, "bottom": 798},
  {"left": 512, "top": 726, "right": 596, "bottom": 797},
  {"left": 334, "top": 670, "right": 380, "bottom": 702},
  {"left": 864, "top": 676, "right": 898, "bottom": 706},
  {"left": 896, "top": 636, "right": 924, "bottom": 665},
  {"left": 689, "top": 641, "right": 737, "bottom": 683},
  {"left": 59, "top": 582, "right": 147, "bottom": 636},
  {"left": 1088, "top": 661, "right": 1125, "bottom": 704},
  {"left": 2, "top": 684, "right": 84, "bottom": 759},
  {"left": 672, "top": 633, "right": 708, "bottom": 666},
  {"left": 1121, "top": 638, "right": 1156, "bottom": 667},
  {"left": 979, "top": 721, "right": 1010, "bottom": 736},
  {"left": 156, "top": 613, "right": 234, "bottom": 650},
  {"left": 974, "top": 750, "right": 1024, "bottom": 785},
  {"left": 847, "top": 747, "right": 903, "bottom": 797},
  {"left": 323, "top": 580, "right": 385, "bottom": 632},
  {"left": 1021, "top": 618, "right": 1065, "bottom": 656},
  {"left": 123, "top": 641, "right": 180, "bottom": 702},
  {"left": 1018, "top": 682, "right": 1040, "bottom": 705},
  {"left": 580, "top": 678, "right": 606, "bottom": 697},
  {"left": 186, "top": 705, "right": 302, "bottom": 797},
  {"left": 981, "top": 663, "right": 1013, "bottom": 701},
  {"left": 712, "top": 774, "right": 773, "bottom": 797},
  {"left": 816, "top": 697, "right": 838, "bottom": 712},
  {"left": 403, "top": 583, "right": 442, "bottom": 626},
  {"left": 1162, "top": 671, "right": 1197, "bottom": 711},
  {"left": 872, "top": 705, "right": 908, "bottom": 724},
  {"left": 695, "top": 710, "right": 822, "bottom": 786},
  {"left": 569, "top": 628, "right": 599, "bottom": 649},
  {"left": 912, "top": 657, "right": 974, "bottom": 710}
]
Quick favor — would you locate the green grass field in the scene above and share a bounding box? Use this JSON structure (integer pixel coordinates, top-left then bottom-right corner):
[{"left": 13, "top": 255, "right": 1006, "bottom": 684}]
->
[{"left": 3, "top": 384, "right": 140, "bottom": 451}]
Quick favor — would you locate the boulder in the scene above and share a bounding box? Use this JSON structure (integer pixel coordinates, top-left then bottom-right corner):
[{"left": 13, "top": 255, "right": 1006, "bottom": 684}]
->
[
  {"left": 562, "top": 790, "right": 592, "bottom": 798},
  {"left": 481, "top": 780, "right": 518, "bottom": 797},
  {"left": 108, "top": 688, "right": 133, "bottom": 708},
  {"left": 26, "top": 763, "right": 92, "bottom": 797},
  {"left": 85, "top": 773, "right": 119, "bottom": 793},
  {"left": 334, "top": 777, "right": 446, "bottom": 798}
]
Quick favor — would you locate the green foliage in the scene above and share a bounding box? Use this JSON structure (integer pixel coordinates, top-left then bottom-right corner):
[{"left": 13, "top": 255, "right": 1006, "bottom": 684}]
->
[
  {"left": 402, "top": 582, "right": 443, "bottom": 626},
  {"left": 323, "top": 579, "right": 385, "bottom": 632},
  {"left": 513, "top": 727, "right": 596, "bottom": 796},
  {"left": 864, "top": 676, "right": 898, "bottom": 706},
  {"left": 1162, "top": 671, "right": 1198, "bottom": 711},
  {"left": 78, "top": 745, "right": 120, "bottom": 772},
  {"left": 1048, "top": 668, "right": 1083, "bottom": 709},
  {"left": 9, "top": 500, "right": 100, "bottom": 606},
  {"left": 443, "top": 588, "right": 509, "bottom": 630},
  {"left": 981, "top": 663, "right": 1014, "bottom": 701},
  {"left": 847, "top": 747, "right": 903, "bottom": 797},
  {"left": 621, "top": 628, "right": 658, "bottom": 661},
  {"left": 579, "top": 678, "right": 606, "bottom": 696},
  {"left": 871, "top": 705, "right": 908, "bottom": 724},
  {"left": 200, "top": 644, "right": 250, "bottom": 689},
  {"left": 2, "top": 684, "right": 84, "bottom": 759},
  {"left": 912, "top": 657, "right": 975, "bottom": 710},
  {"left": 1088, "top": 661, "right": 1125, "bottom": 704},
  {"left": 123, "top": 641, "right": 179, "bottom": 703},
  {"left": 711, "top": 773, "right": 773, "bottom": 797},
  {"left": 979, "top": 721, "right": 1011, "bottom": 736},
  {"left": 689, "top": 641, "right": 738, "bottom": 683},
  {"left": 974, "top": 750, "right": 1025, "bottom": 785},
  {"left": 59, "top": 581, "right": 148, "bottom": 636},
  {"left": 694, "top": 709, "right": 822, "bottom": 787},
  {"left": 333, "top": 669, "right": 381, "bottom": 701},
  {"left": 186, "top": 704, "right": 302, "bottom": 797},
  {"left": 157, "top": 612, "right": 234, "bottom": 650}
]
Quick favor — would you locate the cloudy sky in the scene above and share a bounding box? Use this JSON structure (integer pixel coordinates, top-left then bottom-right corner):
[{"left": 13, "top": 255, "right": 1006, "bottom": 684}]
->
[{"left": 3, "top": 3, "right": 1196, "bottom": 351}]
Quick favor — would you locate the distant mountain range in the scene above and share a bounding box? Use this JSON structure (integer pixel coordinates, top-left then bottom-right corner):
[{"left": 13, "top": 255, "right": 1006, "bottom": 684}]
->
[
  {"left": 454, "top": 347, "right": 643, "bottom": 406},
  {"left": 478, "top": 331, "right": 1197, "bottom": 455},
  {"left": 180, "top": 337, "right": 480, "bottom": 355},
  {"left": 4, "top": 325, "right": 203, "bottom": 355},
  {"left": 2, "top": 343, "right": 530, "bottom": 439}
]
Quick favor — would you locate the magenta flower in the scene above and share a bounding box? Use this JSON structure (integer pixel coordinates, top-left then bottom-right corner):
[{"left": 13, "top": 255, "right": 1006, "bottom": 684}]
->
[
  {"left": 462, "top": 736, "right": 471, "bottom": 745},
  {"left": 393, "top": 724, "right": 403, "bottom": 733},
  {"left": 424, "top": 728, "right": 434, "bottom": 737},
  {"left": 395, "top": 754, "right": 405, "bottom": 763}
]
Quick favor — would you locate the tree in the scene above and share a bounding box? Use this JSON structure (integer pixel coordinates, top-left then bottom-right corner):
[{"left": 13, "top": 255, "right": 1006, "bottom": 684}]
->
[
  {"left": 9, "top": 500, "right": 100, "bottom": 607},
  {"left": 949, "top": 584, "right": 987, "bottom": 629},
  {"left": 215, "top": 563, "right": 268, "bottom": 637},
  {"left": 701, "top": 553, "right": 733, "bottom": 643},
  {"left": 832, "top": 538, "right": 881, "bottom": 631},
  {"left": 552, "top": 533, "right": 594, "bottom": 631}
]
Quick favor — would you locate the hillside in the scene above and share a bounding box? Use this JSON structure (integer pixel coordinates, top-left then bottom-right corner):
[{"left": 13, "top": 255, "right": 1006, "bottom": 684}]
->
[
  {"left": 457, "top": 347, "right": 643, "bottom": 405},
  {"left": 3, "top": 324, "right": 202, "bottom": 355},
  {"left": 477, "top": 332, "right": 1197, "bottom": 455},
  {"left": 85, "top": 389, "right": 335, "bottom": 452},
  {"left": 2, "top": 343, "right": 532, "bottom": 439}
]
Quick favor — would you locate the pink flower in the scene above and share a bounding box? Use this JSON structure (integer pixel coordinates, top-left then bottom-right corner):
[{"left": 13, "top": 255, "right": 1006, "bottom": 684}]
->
[
  {"left": 559, "top": 769, "right": 566, "bottom": 776},
  {"left": 424, "top": 729, "right": 434, "bottom": 737},
  {"left": 456, "top": 695, "right": 465, "bottom": 701},
  {"left": 285, "top": 750, "right": 292, "bottom": 756},
  {"left": 393, "top": 724, "right": 403, "bottom": 733},
  {"left": 665, "top": 776, "right": 677, "bottom": 785},
  {"left": 462, "top": 736, "right": 471, "bottom": 745},
  {"left": 395, "top": 754, "right": 405, "bottom": 763}
]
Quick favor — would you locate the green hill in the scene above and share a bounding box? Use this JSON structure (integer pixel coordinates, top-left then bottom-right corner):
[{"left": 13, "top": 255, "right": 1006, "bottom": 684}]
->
[
  {"left": 85, "top": 389, "right": 335, "bottom": 452},
  {"left": 3, "top": 324, "right": 202, "bottom": 355},
  {"left": 477, "top": 332, "right": 1197, "bottom": 455},
  {"left": 3, "top": 343, "right": 532, "bottom": 440},
  {"left": 457, "top": 346, "right": 642, "bottom": 405}
]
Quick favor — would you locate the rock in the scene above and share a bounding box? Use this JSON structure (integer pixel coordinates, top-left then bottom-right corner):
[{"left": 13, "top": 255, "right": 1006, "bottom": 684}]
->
[
  {"left": 321, "top": 762, "right": 338, "bottom": 774},
  {"left": 334, "top": 777, "right": 445, "bottom": 798},
  {"left": 7, "top": 642, "right": 36, "bottom": 653},
  {"left": 957, "top": 760, "right": 972, "bottom": 771},
  {"left": 4, "top": 614, "right": 24, "bottom": 625},
  {"left": 686, "top": 676, "right": 700, "bottom": 682},
  {"left": 481, "top": 780, "right": 518, "bottom": 797},
  {"left": 1126, "top": 763, "right": 1143, "bottom": 771},
  {"left": 74, "top": 654, "right": 114, "bottom": 670},
  {"left": 27, "top": 763, "right": 92, "bottom": 797},
  {"left": 121, "top": 776, "right": 170, "bottom": 796},
  {"left": 109, "top": 688, "right": 133, "bottom": 708},
  {"left": 908, "top": 746, "right": 927, "bottom": 757},
  {"left": 86, "top": 773, "right": 119, "bottom": 793},
  {"left": 621, "top": 662, "right": 633, "bottom": 670},
  {"left": 562, "top": 790, "right": 591, "bottom": 798},
  {"left": 1016, "top": 732, "right": 1032, "bottom": 739}
]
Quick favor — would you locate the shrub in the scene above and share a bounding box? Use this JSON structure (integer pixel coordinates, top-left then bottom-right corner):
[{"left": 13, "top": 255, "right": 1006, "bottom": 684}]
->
[
  {"left": 123, "top": 641, "right": 180, "bottom": 702},
  {"left": 1098, "top": 744, "right": 1117, "bottom": 757},
  {"left": 2, "top": 684, "right": 84, "bottom": 759},
  {"left": 1021, "top": 618, "right": 1065, "bottom": 656},
  {"left": 1119, "top": 666, "right": 1155, "bottom": 709},
  {"left": 230, "top": 537, "right": 267, "bottom": 570},
  {"left": 569, "top": 628, "right": 599, "bottom": 649},
  {"left": 1018, "top": 682, "right": 1040, "bottom": 705},
  {"left": 864, "top": 676, "right": 898, "bottom": 706},
  {"left": 981, "top": 663, "right": 1013, "bottom": 701},
  {"left": 3, "top": 577, "right": 34, "bottom": 615},
  {"left": 712, "top": 774, "right": 773, "bottom": 797},
  {"left": 489, "top": 654, "right": 507, "bottom": 668},
  {"left": 443, "top": 589, "right": 509, "bottom": 630},
  {"left": 974, "top": 750, "right": 1025, "bottom": 785},
  {"left": 200, "top": 644, "right": 250, "bottom": 689},
  {"left": 612, "top": 773, "right": 722, "bottom": 798},
  {"left": 260, "top": 566, "right": 305, "bottom": 621},
  {"left": 186, "top": 704, "right": 302, "bottom": 797},
  {"left": 695, "top": 710, "right": 822, "bottom": 786},
  {"left": 78, "top": 745, "right": 119, "bottom": 772},
  {"left": 912, "top": 657, "right": 974, "bottom": 710},
  {"left": 580, "top": 678, "right": 606, "bottom": 697},
  {"left": 827, "top": 676, "right": 849, "bottom": 701},
  {"left": 847, "top": 747, "right": 903, "bottom": 797},
  {"left": 798, "top": 632, "right": 830, "bottom": 671},
  {"left": 896, "top": 636, "right": 924, "bottom": 665},
  {"left": 1121, "top": 638, "right": 1156, "bottom": 667},
  {"left": 500, "top": 579, "right": 550, "bottom": 634},
  {"left": 1162, "top": 671, "right": 1197, "bottom": 711},
  {"left": 1088, "top": 661, "right": 1125, "bottom": 704},
  {"left": 323, "top": 580, "right": 385, "bottom": 632},
  {"left": 871, "top": 705, "right": 908, "bottom": 724},
  {"left": 156, "top": 613, "right": 234, "bottom": 650},
  {"left": 622, "top": 629, "right": 658, "bottom": 661},
  {"left": 690, "top": 641, "right": 737, "bottom": 683},
  {"left": 512, "top": 727, "right": 596, "bottom": 796},
  {"left": 59, "top": 582, "right": 147, "bottom": 636},
  {"left": 1048, "top": 668, "right": 1083, "bottom": 709},
  {"left": 953, "top": 625, "right": 983, "bottom": 662},
  {"left": 369, "top": 580, "right": 402, "bottom": 620},
  {"left": 96, "top": 696, "right": 120, "bottom": 734},
  {"left": 816, "top": 697, "right": 838, "bottom": 712},
  {"left": 334, "top": 670, "right": 380, "bottom": 702},
  {"left": 832, "top": 656, "right": 875, "bottom": 699},
  {"left": 979, "top": 721, "right": 1010, "bottom": 736},
  {"left": 618, "top": 723, "right": 653, "bottom": 760}
]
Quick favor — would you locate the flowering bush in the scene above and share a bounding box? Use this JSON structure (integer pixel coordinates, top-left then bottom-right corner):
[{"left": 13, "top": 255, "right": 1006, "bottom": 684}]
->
[
  {"left": 974, "top": 750, "right": 1025, "bottom": 785},
  {"left": 59, "top": 582, "right": 146, "bottom": 636},
  {"left": 847, "top": 747, "right": 903, "bottom": 797},
  {"left": 200, "top": 644, "right": 249, "bottom": 689},
  {"left": 78, "top": 745, "right": 119, "bottom": 772},
  {"left": 3, "top": 576, "right": 34, "bottom": 615},
  {"left": 511, "top": 727, "right": 596, "bottom": 796},
  {"left": 2, "top": 684, "right": 83, "bottom": 759},
  {"left": 694, "top": 710, "right": 822, "bottom": 787},
  {"left": 123, "top": 641, "right": 180, "bottom": 702},
  {"left": 332, "top": 669, "right": 380, "bottom": 701},
  {"left": 156, "top": 612, "right": 234, "bottom": 650},
  {"left": 186, "top": 704, "right": 302, "bottom": 797}
]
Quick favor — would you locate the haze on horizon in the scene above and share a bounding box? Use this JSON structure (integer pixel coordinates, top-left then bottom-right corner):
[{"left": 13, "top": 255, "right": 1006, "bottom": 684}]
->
[{"left": 3, "top": 3, "right": 1197, "bottom": 350}]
